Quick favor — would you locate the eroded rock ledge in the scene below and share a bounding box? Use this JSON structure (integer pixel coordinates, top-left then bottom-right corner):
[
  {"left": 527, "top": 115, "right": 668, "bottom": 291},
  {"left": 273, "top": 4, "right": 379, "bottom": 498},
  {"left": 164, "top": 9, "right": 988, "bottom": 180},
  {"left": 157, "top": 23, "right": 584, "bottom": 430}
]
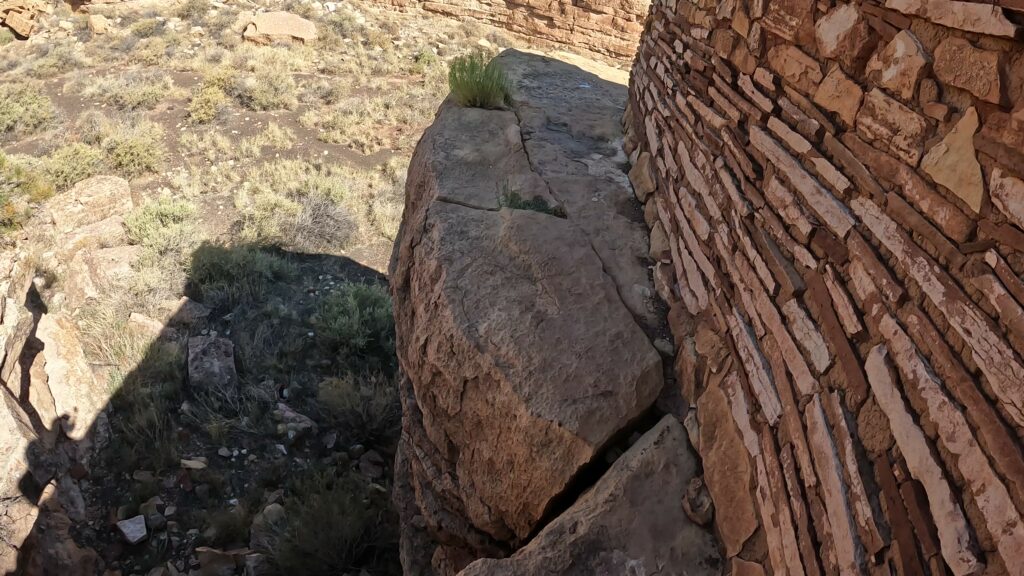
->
[{"left": 389, "top": 49, "right": 719, "bottom": 574}]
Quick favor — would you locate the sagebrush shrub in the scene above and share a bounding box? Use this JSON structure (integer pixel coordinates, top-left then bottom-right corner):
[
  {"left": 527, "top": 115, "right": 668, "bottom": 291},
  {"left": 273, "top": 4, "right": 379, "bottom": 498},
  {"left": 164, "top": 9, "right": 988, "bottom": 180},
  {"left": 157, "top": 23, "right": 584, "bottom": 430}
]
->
[
  {"left": 313, "top": 283, "right": 396, "bottom": 374},
  {"left": 448, "top": 52, "right": 509, "bottom": 109},
  {"left": 0, "top": 82, "right": 55, "bottom": 134}
]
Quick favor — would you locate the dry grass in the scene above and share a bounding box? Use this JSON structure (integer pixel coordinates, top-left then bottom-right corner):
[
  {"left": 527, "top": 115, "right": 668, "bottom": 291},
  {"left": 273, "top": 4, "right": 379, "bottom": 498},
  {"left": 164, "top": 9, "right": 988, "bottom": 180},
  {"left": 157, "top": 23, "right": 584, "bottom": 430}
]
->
[
  {"left": 77, "top": 71, "right": 184, "bottom": 111},
  {"left": 0, "top": 82, "right": 55, "bottom": 135}
]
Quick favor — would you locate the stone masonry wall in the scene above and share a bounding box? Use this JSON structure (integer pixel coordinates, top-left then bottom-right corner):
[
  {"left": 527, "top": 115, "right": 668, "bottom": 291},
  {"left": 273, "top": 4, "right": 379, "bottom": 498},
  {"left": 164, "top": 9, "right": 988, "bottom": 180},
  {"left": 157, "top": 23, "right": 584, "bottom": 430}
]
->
[
  {"left": 624, "top": 0, "right": 1024, "bottom": 574},
  {"left": 379, "top": 0, "right": 650, "bottom": 59}
]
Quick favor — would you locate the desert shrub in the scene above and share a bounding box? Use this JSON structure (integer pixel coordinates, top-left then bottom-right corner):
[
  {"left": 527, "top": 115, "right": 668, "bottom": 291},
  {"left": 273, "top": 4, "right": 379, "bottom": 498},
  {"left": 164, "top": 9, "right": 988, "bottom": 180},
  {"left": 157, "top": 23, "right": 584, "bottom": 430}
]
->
[
  {"left": 189, "top": 243, "right": 297, "bottom": 309},
  {"left": 0, "top": 152, "right": 53, "bottom": 204},
  {"left": 187, "top": 85, "right": 228, "bottom": 123},
  {"left": 273, "top": 470, "right": 398, "bottom": 576},
  {"left": 125, "top": 197, "right": 197, "bottom": 256},
  {"left": 129, "top": 18, "right": 162, "bottom": 38},
  {"left": 0, "top": 29, "right": 14, "bottom": 46},
  {"left": 101, "top": 118, "right": 166, "bottom": 178},
  {"left": 203, "top": 507, "right": 252, "bottom": 548},
  {"left": 233, "top": 48, "right": 298, "bottom": 111},
  {"left": 313, "top": 283, "right": 395, "bottom": 374},
  {"left": 81, "top": 71, "right": 179, "bottom": 111},
  {"left": 299, "top": 93, "right": 424, "bottom": 153},
  {"left": 0, "top": 82, "right": 55, "bottom": 135},
  {"left": 410, "top": 48, "right": 438, "bottom": 75},
  {"left": 448, "top": 52, "right": 509, "bottom": 109},
  {"left": 237, "top": 122, "right": 295, "bottom": 158},
  {"left": 177, "top": 0, "right": 210, "bottom": 20},
  {"left": 318, "top": 373, "right": 400, "bottom": 447},
  {"left": 43, "top": 143, "right": 105, "bottom": 192},
  {"left": 200, "top": 64, "right": 237, "bottom": 91}
]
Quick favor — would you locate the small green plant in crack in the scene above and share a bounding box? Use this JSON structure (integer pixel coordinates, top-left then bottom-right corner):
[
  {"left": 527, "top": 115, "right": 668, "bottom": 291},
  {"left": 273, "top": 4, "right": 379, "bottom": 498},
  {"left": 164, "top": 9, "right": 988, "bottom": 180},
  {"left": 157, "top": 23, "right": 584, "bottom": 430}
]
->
[{"left": 499, "top": 189, "right": 567, "bottom": 219}]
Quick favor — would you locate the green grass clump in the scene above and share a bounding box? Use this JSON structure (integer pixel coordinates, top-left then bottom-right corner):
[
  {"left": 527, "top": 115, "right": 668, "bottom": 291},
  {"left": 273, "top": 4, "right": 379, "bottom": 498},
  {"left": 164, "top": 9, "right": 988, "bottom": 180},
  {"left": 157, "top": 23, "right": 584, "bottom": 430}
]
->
[
  {"left": 43, "top": 143, "right": 105, "bottom": 192},
  {"left": 0, "top": 82, "right": 55, "bottom": 135},
  {"left": 187, "top": 85, "right": 228, "bottom": 124},
  {"left": 0, "top": 152, "right": 53, "bottom": 204},
  {"left": 129, "top": 18, "right": 162, "bottom": 38},
  {"left": 448, "top": 52, "right": 509, "bottom": 109},
  {"left": 313, "top": 283, "right": 396, "bottom": 374},
  {"left": 125, "top": 197, "right": 197, "bottom": 256},
  {"left": 189, "top": 243, "right": 298, "bottom": 310},
  {"left": 272, "top": 470, "right": 398, "bottom": 576},
  {"left": 0, "top": 29, "right": 15, "bottom": 46}
]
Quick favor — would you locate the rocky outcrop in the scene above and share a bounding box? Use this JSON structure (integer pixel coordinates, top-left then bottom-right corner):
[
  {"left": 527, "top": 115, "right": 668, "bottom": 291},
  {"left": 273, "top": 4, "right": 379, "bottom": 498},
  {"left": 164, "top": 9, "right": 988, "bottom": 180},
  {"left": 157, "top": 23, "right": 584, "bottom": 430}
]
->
[
  {"left": 390, "top": 49, "right": 717, "bottom": 574},
  {"left": 627, "top": 0, "right": 1024, "bottom": 573},
  {"left": 379, "top": 0, "right": 649, "bottom": 60}
]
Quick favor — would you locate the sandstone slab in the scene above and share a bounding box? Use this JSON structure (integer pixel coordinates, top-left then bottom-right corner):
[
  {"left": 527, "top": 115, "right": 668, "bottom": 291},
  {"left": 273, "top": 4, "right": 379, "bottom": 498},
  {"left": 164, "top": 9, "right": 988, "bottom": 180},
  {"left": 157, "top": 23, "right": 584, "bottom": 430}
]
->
[
  {"left": 813, "top": 66, "right": 863, "bottom": 127},
  {"left": 920, "top": 107, "right": 983, "bottom": 213},
  {"left": 187, "top": 337, "right": 238, "bottom": 392},
  {"left": 242, "top": 11, "right": 317, "bottom": 43},
  {"left": 885, "top": 0, "right": 1019, "bottom": 37},
  {"left": 865, "top": 30, "right": 929, "bottom": 102},
  {"left": 37, "top": 313, "right": 107, "bottom": 441},
  {"left": 458, "top": 417, "right": 720, "bottom": 576},
  {"left": 933, "top": 37, "right": 1003, "bottom": 104},
  {"left": 855, "top": 88, "right": 928, "bottom": 166},
  {"left": 992, "top": 168, "right": 1024, "bottom": 231},
  {"left": 814, "top": 3, "right": 875, "bottom": 74},
  {"left": 48, "top": 175, "right": 132, "bottom": 234}
]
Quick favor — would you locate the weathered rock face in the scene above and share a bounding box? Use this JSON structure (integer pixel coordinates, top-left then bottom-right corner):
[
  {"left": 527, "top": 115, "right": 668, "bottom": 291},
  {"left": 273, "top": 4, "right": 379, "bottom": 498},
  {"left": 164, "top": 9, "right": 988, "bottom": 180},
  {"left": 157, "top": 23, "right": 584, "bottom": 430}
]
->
[
  {"left": 458, "top": 416, "right": 720, "bottom": 576},
  {"left": 628, "top": 0, "right": 1024, "bottom": 574},
  {"left": 379, "top": 0, "right": 648, "bottom": 59},
  {"left": 390, "top": 50, "right": 709, "bottom": 573}
]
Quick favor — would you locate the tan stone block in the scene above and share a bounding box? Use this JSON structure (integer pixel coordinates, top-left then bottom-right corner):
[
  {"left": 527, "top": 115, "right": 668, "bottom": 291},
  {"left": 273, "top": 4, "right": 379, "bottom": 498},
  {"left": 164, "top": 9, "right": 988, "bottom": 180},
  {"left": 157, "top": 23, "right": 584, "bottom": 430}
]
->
[
  {"left": 934, "top": 37, "right": 1003, "bottom": 105},
  {"left": 767, "top": 44, "right": 823, "bottom": 95},
  {"left": 865, "top": 29, "right": 929, "bottom": 102},
  {"left": 855, "top": 88, "right": 928, "bottom": 166},
  {"left": 813, "top": 66, "right": 864, "bottom": 127},
  {"left": 920, "top": 107, "right": 984, "bottom": 213}
]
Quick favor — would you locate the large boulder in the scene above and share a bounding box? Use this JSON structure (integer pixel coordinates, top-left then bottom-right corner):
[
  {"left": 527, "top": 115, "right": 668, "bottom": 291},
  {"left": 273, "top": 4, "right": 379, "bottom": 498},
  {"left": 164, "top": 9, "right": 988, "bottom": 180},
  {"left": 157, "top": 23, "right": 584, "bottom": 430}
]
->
[
  {"left": 390, "top": 50, "right": 663, "bottom": 569},
  {"left": 459, "top": 416, "right": 720, "bottom": 576},
  {"left": 242, "top": 11, "right": 317, "bottom": 44}
]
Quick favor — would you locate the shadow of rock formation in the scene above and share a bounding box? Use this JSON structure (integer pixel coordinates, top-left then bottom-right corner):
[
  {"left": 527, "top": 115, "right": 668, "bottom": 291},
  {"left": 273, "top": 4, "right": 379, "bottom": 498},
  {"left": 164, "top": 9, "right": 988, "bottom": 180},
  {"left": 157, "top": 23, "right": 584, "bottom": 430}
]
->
[{"left": 2, "top": 238, "right": 401, "bottom": 576}]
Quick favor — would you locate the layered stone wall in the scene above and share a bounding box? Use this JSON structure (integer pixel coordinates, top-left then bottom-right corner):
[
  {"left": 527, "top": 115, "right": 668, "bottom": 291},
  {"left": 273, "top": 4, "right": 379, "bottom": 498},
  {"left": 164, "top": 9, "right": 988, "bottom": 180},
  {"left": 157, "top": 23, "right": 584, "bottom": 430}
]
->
[
  {"left": 625, "top": 0, "right": 1024, "bottom": 574},
  {"left": 379, "top": 0, "right": 650, "bottom": 59}
]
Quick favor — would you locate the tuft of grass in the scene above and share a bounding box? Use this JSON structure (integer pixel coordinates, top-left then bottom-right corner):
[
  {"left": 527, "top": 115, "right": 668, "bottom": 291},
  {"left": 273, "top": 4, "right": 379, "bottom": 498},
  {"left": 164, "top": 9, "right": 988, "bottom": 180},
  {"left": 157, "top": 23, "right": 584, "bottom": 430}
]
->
[
  {"left": 318, "top": 372, "right": 400, "bottom": 448},
  {"left": 189, "top": 243, "right": 298, "bottom": 310},
  {"left": 0, "top": 152, "right": 53, "bottom": 204},
  {"left": 448, "top": 52, "right": 510, "bottom": 109},
  {"left": 43, "top": 143, "right": 105, "bottom": 192},
  {"left": 0, "top": 82, "right": 55, "bottom": 135},
  {"left": 24, "top": 44, "right": 88, "bottom": 78},
  {"left": 272, "top": 470, "right": 398, "bottom": 576},
  {"left": 313, "top": 283, "right": 396, "bottom": 374},
  {"left": 187, "top": 85, "right": 228, "bottom": 124},
  {"left": 0, "top": 29, "right": 14, "bottom": 46},
  {"left": 125, "top": 197, "right": 197, "bottom": 256},
  {"left": 101, "top": 118, "right": 167, "bottom": 178}
]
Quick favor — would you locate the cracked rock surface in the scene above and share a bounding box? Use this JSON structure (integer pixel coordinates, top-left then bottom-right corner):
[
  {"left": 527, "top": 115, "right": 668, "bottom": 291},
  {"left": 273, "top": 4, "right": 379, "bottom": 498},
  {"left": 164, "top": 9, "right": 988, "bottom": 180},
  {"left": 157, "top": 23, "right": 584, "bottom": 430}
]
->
[{"left": 390, "top": 50, "right": 708, "bottom": 575}]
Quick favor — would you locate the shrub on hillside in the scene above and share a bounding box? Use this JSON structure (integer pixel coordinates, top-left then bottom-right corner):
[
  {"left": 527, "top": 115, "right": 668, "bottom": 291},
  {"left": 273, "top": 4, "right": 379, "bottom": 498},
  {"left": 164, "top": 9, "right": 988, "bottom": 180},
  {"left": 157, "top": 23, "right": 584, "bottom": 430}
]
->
[
  {"left": 101, "top": 118, "right": 167, "bottom": 178},
  {"left": 0, "top": 82, "right": 55, "bottom": 135},
  {"left": 188, "top": 85, "right": 228, "bottom": 124},
  {"left": 125, "top": 197, "right": 197, "bottom": 256},
  {"left": 448, "top": 52, "right": 509, "bottom": 109},
  {"left": 318, "top": 373, "right": 400, "bottom": 448},
  {"left": 44, "top": 143, "right": 105, "bottom": 192},
  {"left": 272, "top": 470, "right": 398, "bottom": 576},
  {"left": 313, "top": 283, "right": 396, "bottom": 374}
]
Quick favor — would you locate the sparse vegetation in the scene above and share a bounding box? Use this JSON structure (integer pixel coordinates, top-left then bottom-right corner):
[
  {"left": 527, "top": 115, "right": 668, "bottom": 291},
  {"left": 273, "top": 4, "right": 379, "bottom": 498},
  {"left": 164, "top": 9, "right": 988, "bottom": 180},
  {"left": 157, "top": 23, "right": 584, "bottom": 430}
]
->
[
  {"left": 0, "top": 82, "right": 55, "bottom": 135},
  {"left": 178, "top": 0, "right": 211, "bottom": 20},
  {"left": 448, "top": 52, "right": 510, "bottom": 109},
  {"left": 499, "top": 190, "right": 567, "bottom": 218},
  {"left": 125, "top": 197, "right": 198, "bottom": 256},
  {"left": 318, "top": 373, "right": 400, "bottom": 447},
  {"left": 272, "top": 470, "right": 398, "bottom": 576},
  {"left": 0, "top": 29, "right": 15, "bottom": 46},
  {"left": 80, "top": 71, "right": 181, "bottom": 111},
  {"left": 189, "top": 243, "right": 298, "bottom": 309}
]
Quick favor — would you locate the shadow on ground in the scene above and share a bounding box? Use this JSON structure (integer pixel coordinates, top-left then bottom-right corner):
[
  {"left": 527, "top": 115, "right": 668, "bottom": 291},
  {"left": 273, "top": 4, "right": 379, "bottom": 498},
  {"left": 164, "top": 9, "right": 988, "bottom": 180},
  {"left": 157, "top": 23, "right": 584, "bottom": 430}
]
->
[{"left": 7, "top": 242, "right": 403, "bottom": 576}]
